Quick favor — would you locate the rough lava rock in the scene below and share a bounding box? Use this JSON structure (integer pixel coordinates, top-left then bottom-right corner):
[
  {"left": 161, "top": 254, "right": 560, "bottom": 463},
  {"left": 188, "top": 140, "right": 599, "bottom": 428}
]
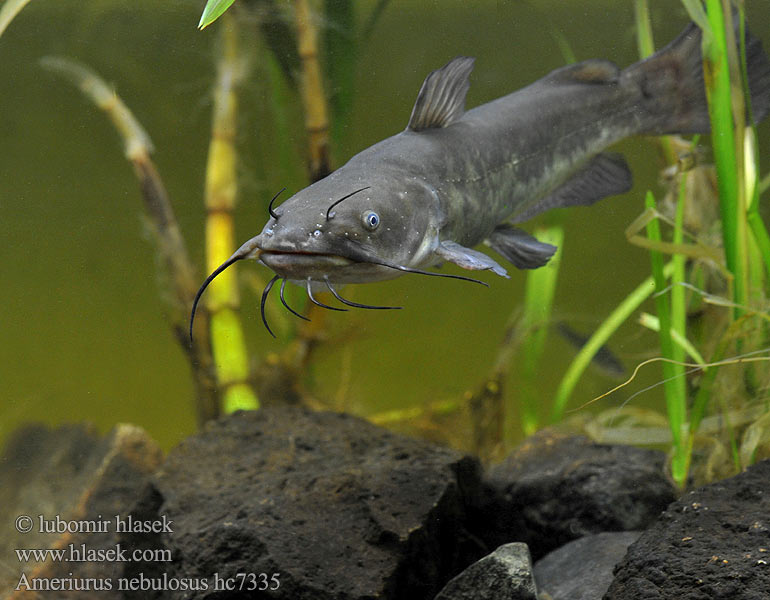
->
[
  {"left": 474, "top": 429, "right": 676, "bottom": 559},
  {"left": 433, "top": 542, "right": 537, "bottom": 600},
  {"left": 533, "top": 531, "right": 641, "bottom": 600},
  {"left": 0, "top": 423, "right": 163, "bottom": 600},
  {"left": 128, "top": 407, "right": 485, "bottom": 600},
  {"left": 605, "top": 458, "right": 770, "bottom": 600}
]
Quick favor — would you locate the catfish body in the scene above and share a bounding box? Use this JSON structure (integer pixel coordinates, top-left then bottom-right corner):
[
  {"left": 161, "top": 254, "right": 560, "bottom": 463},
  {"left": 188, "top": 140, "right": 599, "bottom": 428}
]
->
[
  {"left": 190, "top": 19, "right": 770, "bottom": 337},
  {"left": 253, "top": 21, "right": 768, "bottom": 283}
]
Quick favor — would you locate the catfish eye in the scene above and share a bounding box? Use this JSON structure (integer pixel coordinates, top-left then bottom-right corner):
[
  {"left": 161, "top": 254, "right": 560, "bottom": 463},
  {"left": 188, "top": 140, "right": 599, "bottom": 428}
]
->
[{"left": 362, "top": 211, "right": 380, "bottom": 231}]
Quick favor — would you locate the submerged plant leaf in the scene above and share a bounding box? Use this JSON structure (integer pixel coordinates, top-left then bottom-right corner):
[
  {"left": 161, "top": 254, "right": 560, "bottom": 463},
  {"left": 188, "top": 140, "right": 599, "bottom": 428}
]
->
[
  {"left": 324, "top": 0, "right": 356, "bottom": 147},
  {"left": 198, "top": 0, "right": 236, "bottom": 30},
  {"left": 0, "top": 0, "right": 32, "bottom": 38},
  {"left": 40, "top": 56, "right": 154, "bottom": 158},
  {"left": 552, "top": 261, "right": 675, "bottom": 421},
  {"left": 519, "top": 224, "right": 563, "bottom": 435},
  {"left": 625, "top": 206, "right": 723, "bottom": 265},
  {"left": 638, "top": 312, "right": 706, "bottom": 366},
  {"left": 361, "top": 0, "right": 391, "bottom": 41},
  {"left": 680, "top": 0, "right": 711, "bottom": 43},
  {"left": 40, "top": 55, "right": 219, "bottom": 424}
]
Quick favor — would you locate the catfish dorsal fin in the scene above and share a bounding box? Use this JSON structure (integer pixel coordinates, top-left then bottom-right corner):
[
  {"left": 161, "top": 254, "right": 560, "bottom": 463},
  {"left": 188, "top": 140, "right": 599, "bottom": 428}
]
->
[{"left": 407, "top": 56, "right": 475, "bottom": 131}]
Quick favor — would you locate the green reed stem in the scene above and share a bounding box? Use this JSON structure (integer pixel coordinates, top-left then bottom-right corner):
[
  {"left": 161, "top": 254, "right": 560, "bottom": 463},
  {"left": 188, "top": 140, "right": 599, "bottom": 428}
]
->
[
  {"left": 204, "top": 14, "right": 259, "bottom": 413},
  {"left": 670, "top": 172, "right": 688, "bottom": 366},
  {"left": 645, "top": 190, "right": 688, "bottom": 485},
  {"left": 703, "top": 0, "right": 747, "bottom": 317},
  {"left": 633, "top": 0, "right": 676, "bottom": 164},
  {"left": 519, "top": 224, "right": 563, "bottom": 435},
  {"left": 633, "top": 0, "right": 655, "bottom": 58},
  {"left": 323, "top": 0, "right": 356, "bottom": 150},
  {"left": 41, "top": 56, "right": 221, "bottom": 425},
  {"left": 748, "top": 212, "right": 770, "bottom": 281}
]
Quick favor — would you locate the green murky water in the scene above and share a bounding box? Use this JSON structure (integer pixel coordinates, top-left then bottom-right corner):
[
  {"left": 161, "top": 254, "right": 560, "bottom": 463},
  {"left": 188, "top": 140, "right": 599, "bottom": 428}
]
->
[{"left": 2, "top": 1, "right": 769, "bottom": 450}]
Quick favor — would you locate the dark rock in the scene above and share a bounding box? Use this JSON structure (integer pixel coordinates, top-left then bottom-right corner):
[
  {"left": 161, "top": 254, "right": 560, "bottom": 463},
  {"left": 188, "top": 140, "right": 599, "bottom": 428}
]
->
[
  {"left": 533, "top": 531, "right": 641, "bottom": 600},
  {"left": 605, "top": 459, "right": 770, "bottom": 600},
  {"left": 130, "top": 407, "right": 484, "bottom": 600},
  {"left": 434, "top": 542, "right": 537, "bottom": 600},
  {"left": 474, "top": 429, "right": 676, "bottom": 559},
  {"left": 0, "top": 423, "right": 163, "bottom": 599}
]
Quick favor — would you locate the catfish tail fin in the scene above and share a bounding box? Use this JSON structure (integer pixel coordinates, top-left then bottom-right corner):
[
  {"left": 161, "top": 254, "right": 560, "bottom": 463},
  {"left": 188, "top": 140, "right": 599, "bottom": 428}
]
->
[{"left": 626, "top": 18, "right": 770, "bottom": 135}]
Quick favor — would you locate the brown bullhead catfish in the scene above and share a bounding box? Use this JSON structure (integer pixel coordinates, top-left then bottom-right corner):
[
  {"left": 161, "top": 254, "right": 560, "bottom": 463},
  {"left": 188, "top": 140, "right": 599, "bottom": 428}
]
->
[{"left": 191, "top": 20, "right": 770, "bottom": 338}]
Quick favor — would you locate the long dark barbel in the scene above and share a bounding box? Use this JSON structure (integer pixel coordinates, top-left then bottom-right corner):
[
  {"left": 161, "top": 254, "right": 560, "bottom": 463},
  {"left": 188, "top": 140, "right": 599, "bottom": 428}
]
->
[
  {"left": 280, "top": 278, "right": 310, "bottom": 321},
  {"left": 323, "top": 275, "right": 402, "bottom": 310},
  {"left": 189, "top": 237, "right": 260, "bottom": 342},
  {"left": 189, "top": 254, "right": 246, "bottom": 342},
  {"left": 260, "top": 275, "right": 281, "bottom": 338},
  {"left": 306, "top": 278, "right": 347, "bottom": 311},
  {"left": 268, "top": 187, "right": 286, "bottom": 220},
  {"left": 189, "top": 223, "right": 491, "bottom": 339},
  {"left": 364, "top": 260, "right": 490, "bottom": 286},
  {"left": 326, "top": 186, "right": 370, "bottom": 220}
]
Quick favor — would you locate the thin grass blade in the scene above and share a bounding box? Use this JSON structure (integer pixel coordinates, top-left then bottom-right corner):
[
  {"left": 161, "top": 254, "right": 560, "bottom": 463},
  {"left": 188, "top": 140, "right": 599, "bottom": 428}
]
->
[{"left": 199, "top": 0, "right": 236, "bottom": 30}]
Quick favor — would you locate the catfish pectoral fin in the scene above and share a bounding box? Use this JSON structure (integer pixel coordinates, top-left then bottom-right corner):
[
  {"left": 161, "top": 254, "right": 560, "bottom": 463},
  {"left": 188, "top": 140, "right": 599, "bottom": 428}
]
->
[
  {"left": 435, "top": 240, "right": 509, "bottom": 278},
  {"left": 486, "top": 225, "right": 557, "bottom": 270}
]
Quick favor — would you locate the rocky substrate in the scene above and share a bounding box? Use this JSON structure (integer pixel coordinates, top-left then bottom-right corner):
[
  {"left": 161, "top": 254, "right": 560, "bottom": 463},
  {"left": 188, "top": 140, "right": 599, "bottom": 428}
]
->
[{"left": 2, "top": 407, "right": 768, "bottom": 599}]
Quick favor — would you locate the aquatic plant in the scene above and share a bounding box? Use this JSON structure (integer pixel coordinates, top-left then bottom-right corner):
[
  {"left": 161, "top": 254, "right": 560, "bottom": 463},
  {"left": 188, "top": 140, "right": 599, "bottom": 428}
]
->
[
  {"left": 203, "top": 12, "right": 258, "bottom": 413},
  {"left": 21, "top": 1, "right": 387, "bottom": 422},
  {"left": 197, "top": 1, "right": 404, "bottom": 414},
  {"left": 566, "top": 0, "right": 770, "bottom": 488},
  {"left": 6, "top": 0, "right": 769, "bottom": 487},
  {"left": 199, "top": 0, "right": 237, "bottom": 30},
  {"left": 503, "top": 0, "right": 770, "bottom": 488},
  {"left": 0, "top": 0, "right": 30, "bottom": 37},
  {"left": 38, "top": 56, "right": 220, "bottom": 425}
]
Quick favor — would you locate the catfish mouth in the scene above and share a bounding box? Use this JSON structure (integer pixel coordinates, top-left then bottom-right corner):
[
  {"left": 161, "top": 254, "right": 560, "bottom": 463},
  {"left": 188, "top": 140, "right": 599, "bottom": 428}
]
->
[
  {"left": 259, "top": 250, "right": 353, "bottom": 271},
  {"left": 258, "top": 250, "right": 381, "bottom": 282},
  {"left": 189, "top": 240, "right": 488, "bottom": 342}
]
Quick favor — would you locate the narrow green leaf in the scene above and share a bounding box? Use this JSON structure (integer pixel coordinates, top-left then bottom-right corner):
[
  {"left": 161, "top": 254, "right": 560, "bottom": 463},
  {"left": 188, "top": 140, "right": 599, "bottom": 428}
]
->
[
  {"left": 519, "top": 224, "right": 564, "bottom": 435},
  {"left": 0, "top": 0, "right": 33, "bottom": 38},
  {"left": 361, "top": 0, "right": 391, "bottom": 41},
  {"left": 703, "top": 0, "right": 746, "bottom": 317},
  {"left": 198, "top": 0, "right": 236, "bottom": 30},
  {"left": 644, "top": 190, "right": 687, "bottom": 486},
  {"left": 638, "top": 313, "right": 706, "bottom": 366},
  {"left": 633, "top": 0, "right": 655, "bottom": 58},
  {"left": 680, "top": 0, "right": 712, "bottom": 42},
  {"left": 551, "top": 260, "right": 675, "bottom": 422}
]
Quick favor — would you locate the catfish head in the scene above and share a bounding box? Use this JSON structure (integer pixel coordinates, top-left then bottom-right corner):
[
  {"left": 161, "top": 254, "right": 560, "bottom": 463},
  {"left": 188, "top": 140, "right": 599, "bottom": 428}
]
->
[
  {"left": 257, "top": 171, "right": 443, "bottom": 284},
  {"left": 188, "top": 170, "right": 483, "bottom": 338}
]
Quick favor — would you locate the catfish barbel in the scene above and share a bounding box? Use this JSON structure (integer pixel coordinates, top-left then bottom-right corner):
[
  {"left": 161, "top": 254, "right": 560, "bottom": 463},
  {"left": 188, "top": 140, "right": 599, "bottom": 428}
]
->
[{"left": 191, "top": 20, "right": 770, "bottom": 338}]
